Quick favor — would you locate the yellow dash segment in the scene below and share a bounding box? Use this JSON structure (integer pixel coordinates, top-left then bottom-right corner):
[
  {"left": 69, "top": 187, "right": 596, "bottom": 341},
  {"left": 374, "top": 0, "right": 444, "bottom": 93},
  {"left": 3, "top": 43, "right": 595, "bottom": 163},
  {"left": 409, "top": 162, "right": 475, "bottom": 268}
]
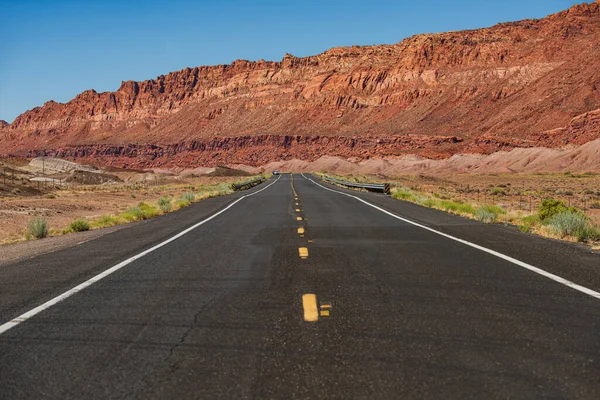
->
[
  {"left": 297, "top": 217, "right": 303, "bottom": 221},
  {"left": 320, "top": 310, "right": 330, "bottom": 317},
  {"left": 299, "top": 247, "right": 309, "bottom": 259},
  {"left": 320, "top": 302, "right": 332, "bottom": 309},
  {"left": 295, "top": 209, "right": 301, "bottom": 212},
  {"left": 298, "top": 227, "right": 305, "bottom": 234},
  {"left": 302, "top": 294, "right": 319, "bottom": 322},
  {"left": 308, "top": 240, "right": 313, "bottom": 243}
]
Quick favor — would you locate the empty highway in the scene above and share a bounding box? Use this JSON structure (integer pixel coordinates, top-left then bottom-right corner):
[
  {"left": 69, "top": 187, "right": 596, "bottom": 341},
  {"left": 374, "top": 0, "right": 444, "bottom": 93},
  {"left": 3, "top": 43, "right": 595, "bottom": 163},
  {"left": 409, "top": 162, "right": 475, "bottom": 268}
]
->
[{"left": 1, "top": 173, "right": 599, "bottom": 399}]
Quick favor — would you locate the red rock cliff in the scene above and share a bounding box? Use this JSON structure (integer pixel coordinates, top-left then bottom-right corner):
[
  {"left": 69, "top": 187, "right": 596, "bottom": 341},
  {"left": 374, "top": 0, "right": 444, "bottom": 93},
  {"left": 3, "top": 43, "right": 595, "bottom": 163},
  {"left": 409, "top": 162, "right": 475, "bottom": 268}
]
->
[{"left": 2, "top": 1, "right": 600, "bottom": 166}]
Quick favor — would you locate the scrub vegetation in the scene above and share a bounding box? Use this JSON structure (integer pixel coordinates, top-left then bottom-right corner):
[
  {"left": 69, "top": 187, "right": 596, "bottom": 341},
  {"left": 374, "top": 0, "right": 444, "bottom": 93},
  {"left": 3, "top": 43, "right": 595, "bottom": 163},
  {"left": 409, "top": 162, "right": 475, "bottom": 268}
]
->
[
  {"left": 323, "top": 173, "right": 600, "bottom": 247},
  {"left": 2, "top": 174, "right": 267, "bottom": 245}
]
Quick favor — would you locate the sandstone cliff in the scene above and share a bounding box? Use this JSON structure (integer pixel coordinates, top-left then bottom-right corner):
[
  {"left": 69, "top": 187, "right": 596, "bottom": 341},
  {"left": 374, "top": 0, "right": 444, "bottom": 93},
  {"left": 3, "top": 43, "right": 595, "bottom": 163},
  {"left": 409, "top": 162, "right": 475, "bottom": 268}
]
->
[{"left": 2, "top": 1, "right": 600, "bottom": 167}]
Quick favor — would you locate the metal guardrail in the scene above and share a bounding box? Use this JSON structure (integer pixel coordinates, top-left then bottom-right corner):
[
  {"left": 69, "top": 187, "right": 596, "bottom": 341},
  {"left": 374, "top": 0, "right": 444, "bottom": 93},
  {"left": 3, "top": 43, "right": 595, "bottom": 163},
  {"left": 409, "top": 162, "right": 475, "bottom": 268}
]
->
[
  {"left": 322, "top": 176, "right": 390, "bottom": 194},
  {"left": 231, "top": 177, "right": 266, "bottom": 191}
]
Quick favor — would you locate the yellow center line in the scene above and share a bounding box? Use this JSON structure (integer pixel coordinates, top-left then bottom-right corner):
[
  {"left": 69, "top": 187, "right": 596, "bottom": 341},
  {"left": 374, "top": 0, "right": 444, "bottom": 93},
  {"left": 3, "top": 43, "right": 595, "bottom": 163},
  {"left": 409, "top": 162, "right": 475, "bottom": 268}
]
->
[
  {"left": 299, "top": 247, "right": 309, "bottom": 259},
  {"left": 297, "top": 217, "right": 303, "bottom": 221},
  {"left": 295, "top": 208, "right": 301, "bottom": 212},
  {"left": 291, "top": 173, "right": 298, "bottom": 197},
  {"left": 298, "top": 227, "right": 305, "bottom": 234},
  {"left": 302, "top": 294, "right": 319, "bottom": 322}
]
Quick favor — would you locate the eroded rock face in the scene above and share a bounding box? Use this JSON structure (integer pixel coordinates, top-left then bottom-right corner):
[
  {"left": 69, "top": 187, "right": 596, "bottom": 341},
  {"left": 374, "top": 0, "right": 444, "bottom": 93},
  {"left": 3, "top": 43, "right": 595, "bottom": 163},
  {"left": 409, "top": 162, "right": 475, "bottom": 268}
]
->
[{"left": 2, "top": 2, "right": 600, "bottom": 166}]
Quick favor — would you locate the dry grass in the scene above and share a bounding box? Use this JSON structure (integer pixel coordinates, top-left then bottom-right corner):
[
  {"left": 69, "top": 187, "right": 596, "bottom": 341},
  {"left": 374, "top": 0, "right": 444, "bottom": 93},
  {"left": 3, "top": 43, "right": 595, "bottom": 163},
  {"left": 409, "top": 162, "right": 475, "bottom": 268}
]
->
[{"left": 0, "top": 174, "right": 265, "bottom": 245}]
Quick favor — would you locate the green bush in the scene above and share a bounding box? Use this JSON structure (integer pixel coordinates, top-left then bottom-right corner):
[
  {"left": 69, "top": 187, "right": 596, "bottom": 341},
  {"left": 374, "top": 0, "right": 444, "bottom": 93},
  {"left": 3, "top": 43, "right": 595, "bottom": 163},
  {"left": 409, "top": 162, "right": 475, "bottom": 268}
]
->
[
  {"left": 538, "top": 199, "right": 567, "bottom": 221},
  {"left": 392, "top": 189, "right": 414, "bottom": 201},
  {"left": 28, "top": 217, "right": 49, "bottom": 239},
  {"left": 547, "top": 211, "right": 589, "bottom": 239},
  {"left": 158, "top": 196, "right": 172, "bottom": 212},
  {"left": 474, "top": 208, "right": 497, "bottom": 223},
  {"left": 423, "top": 198, "right": 438, "bottom": 208},
  {"left": 138, "top": 202, "right": 159, "bottom": 219},
  {"left": 70, "top": 219, "right": 90, "bottom": 232},
  {"left": 121, "top": 202, "right": 159, "bottom": 221},
  {"left": 93, "top": 215, "right": 121, "bottom": 228},
  {"left": 439, "top": 200, "right": 475, "bottom": 215},
  {"left": 175, "top": 199, "right": 191, "bottom": 208},
  {"left": 517, "top": 214, "right": 539, "bottom": 233}
]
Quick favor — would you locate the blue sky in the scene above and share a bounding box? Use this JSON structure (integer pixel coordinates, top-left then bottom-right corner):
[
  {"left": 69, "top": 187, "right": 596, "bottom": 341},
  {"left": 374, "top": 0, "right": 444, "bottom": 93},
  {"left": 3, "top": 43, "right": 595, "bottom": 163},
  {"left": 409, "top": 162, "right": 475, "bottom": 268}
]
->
[{"left": 0, "top": 0, "right": 581, "bottom": 123}]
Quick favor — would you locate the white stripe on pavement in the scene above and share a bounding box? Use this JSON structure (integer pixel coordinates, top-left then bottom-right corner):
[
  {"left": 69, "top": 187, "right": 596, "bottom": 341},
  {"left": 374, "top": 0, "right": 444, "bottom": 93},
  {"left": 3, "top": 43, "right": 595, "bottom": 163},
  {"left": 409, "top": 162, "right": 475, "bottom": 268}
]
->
[
  {"left": 0, "top": 176, "right": 282, "bottom": 336},
  {"left": 302, "top": 174, "right": 600, "bottom": 300}
]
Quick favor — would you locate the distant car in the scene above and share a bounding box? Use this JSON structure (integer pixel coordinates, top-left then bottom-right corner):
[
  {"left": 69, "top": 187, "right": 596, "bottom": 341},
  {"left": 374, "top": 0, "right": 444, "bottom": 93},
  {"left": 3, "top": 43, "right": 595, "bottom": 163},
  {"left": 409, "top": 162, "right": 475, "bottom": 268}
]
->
[{"left": 273, "top": 170, "right": 280, "bottom": 175}]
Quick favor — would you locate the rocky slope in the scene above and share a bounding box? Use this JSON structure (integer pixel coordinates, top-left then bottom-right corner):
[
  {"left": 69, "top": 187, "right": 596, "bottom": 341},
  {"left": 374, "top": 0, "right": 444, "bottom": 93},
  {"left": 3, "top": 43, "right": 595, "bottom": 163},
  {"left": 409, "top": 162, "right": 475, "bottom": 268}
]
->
[{"left": 1, "top": 1, "right": 600, "bottom": 169}]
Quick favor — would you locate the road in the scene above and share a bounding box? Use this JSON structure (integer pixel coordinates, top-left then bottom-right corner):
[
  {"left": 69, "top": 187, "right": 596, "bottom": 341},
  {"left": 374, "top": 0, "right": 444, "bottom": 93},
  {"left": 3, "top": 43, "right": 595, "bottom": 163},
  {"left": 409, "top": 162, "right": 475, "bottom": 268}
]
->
[{"left": 1, "top": 173, "right": 599, "bottom": 399}]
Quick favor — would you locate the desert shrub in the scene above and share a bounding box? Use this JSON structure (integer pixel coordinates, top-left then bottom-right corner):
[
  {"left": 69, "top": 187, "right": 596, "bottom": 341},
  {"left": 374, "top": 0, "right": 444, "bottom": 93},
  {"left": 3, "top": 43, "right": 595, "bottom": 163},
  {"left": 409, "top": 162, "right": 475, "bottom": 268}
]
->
[
  {"left": 489, "top": 187, "right": 507, "bottom": 196},
  {"left": 121, "top": 206, "right": 143, "bottom": 221},
  {"left": 590, "top": 202, "right": 600, "bottom": 210},
  {"left": 28, "top": 217, "right": 48, "bottom": 239},
  {"left": 439, "top": 200, "right": 475, "bottom": 215},
  {"left": 70, "top": 219, "right": 90, "bottom": 232},
  {"left": 158, "top": 196, "right": 172, "bottom": 212},
  {"left": 121, "top": 202, "right": 159, "bottom": 221},
  {"left": 538, "top": 199, "right": 582, "bottom": 221},
  {"left": 518, "top": 214, "right": 539, "bottom": 233},
  {"left": 180, "top": 192, "right": 195, "bottom": 202},
  {"left": 538, "top": 199, "right": 567, "bottom": 220},
  {"left": 43, "top": 193, "right": 57, "bottom": 199},
  {"left": 93, "top": 215, "right": 121, "bottom": 228},
  {"left": 423, "top": 198, "right": 438, "bottom": 208},
  {"left": 547, "top": 211, "right": 589, "bottom": 239},
  {"left": 518, "top": 224, "right": 532, "bottom": 233},
  {"left": 175, "top": 199, "right": 191, "bottom": 208},
  {"left": 138, "top": 202, "right": 159, "bottom": 219},
  {"left": 413, "top": 196, "right": 430, "bottom": 205},
  {"left": 474, "top": 208, "right": 497, "bottom": 223},
  {"left": 392, "top": 189, "right": 414, "bottom": 201}
]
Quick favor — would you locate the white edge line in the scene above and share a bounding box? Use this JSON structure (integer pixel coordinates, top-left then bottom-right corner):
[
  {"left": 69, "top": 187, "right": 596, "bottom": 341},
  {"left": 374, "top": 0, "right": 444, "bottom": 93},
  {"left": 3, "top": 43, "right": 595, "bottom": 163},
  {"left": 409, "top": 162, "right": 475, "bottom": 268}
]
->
[
  {"left": 301, "top": 173, "right": 600, "bottom": 300},
  {"left": 0, "top": 176, "right": 282, "bottom": 335}
]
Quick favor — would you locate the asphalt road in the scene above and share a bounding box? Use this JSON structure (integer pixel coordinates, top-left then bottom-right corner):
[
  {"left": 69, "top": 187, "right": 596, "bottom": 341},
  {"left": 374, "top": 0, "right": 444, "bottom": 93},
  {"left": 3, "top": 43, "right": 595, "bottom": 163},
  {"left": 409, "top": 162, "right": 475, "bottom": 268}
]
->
[{"left": 1, "top": 173, "right": 599, "bottom": 399}]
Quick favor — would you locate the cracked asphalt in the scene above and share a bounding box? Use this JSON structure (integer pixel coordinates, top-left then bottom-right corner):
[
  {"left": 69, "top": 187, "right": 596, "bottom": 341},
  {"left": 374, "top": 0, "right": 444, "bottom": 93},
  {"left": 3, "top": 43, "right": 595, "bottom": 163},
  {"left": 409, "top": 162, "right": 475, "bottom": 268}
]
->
[{"left": 1, "top": 173, "right": 599, "bottom": 399}]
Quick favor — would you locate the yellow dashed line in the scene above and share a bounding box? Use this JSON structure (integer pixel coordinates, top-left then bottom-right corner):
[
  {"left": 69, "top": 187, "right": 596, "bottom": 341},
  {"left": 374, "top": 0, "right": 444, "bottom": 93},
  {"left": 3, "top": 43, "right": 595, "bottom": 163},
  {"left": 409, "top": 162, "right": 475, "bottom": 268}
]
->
[
  {"left": 295, "top": 209, "right": 301, "bottom": 212},
  {"left": 299, "top": 247, "right": 309, "bottom": 259},
  {"left": 297, "top": 217, "right": 303, "bottom": 221},
  {"left": 302, "top": 294, "right": 319, "bottom": 322},
  {"left": 320, "top": 310, "right": 330, "bottom": 317},
  {"left": 298, "top": 227, "right": 305, "bottom": 234}
]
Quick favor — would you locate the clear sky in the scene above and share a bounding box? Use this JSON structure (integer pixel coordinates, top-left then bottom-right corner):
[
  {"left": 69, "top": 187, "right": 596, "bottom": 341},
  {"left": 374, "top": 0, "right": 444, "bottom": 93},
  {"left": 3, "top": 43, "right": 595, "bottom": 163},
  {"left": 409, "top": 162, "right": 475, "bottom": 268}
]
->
[{"left": 0, "top": 0, "right": 582, "bottom": 123}]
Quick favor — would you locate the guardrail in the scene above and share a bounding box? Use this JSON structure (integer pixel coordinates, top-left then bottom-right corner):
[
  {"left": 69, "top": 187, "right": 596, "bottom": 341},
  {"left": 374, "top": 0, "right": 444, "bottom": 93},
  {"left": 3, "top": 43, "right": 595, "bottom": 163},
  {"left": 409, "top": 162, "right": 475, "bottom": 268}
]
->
[
  {"left": 231, "top": 177, "right": 266, "bottom": 191},
  {"left": 322, "top": 176, "right": 390, "bottom": 194}
]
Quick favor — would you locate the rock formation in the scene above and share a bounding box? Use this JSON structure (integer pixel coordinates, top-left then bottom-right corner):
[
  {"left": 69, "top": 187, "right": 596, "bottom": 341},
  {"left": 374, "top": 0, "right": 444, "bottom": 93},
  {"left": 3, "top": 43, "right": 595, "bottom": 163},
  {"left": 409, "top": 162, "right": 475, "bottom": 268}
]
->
[{"left": 1, "top": 1, "right": 600, "bottom": 168}]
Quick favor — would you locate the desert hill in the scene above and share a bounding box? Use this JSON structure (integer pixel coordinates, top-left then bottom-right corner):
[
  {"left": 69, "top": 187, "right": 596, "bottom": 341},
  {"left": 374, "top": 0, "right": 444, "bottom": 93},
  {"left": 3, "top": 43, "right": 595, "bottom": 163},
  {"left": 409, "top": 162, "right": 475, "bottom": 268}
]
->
[{"left": 1, "top": 1, "right": 599, "bottom": 169}]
